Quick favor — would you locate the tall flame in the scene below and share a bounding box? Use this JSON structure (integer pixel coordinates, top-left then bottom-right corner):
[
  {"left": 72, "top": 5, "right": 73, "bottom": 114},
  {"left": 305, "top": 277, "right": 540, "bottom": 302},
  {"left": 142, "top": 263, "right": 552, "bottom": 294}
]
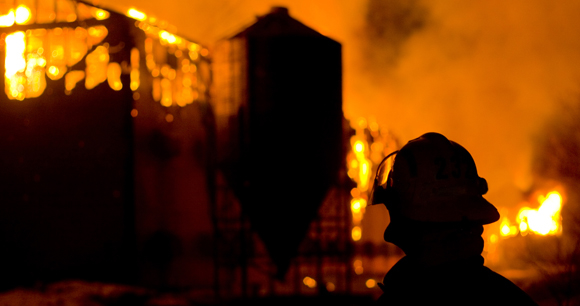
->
[
  {"left": 499, "top": 190, "right": 563, "bottom": 238},
  {"left": 517, "top": 191, "right": 563, "bottom": 236},
  {"left": 346, "top": 118, "right": 397, "bottom": 242}
]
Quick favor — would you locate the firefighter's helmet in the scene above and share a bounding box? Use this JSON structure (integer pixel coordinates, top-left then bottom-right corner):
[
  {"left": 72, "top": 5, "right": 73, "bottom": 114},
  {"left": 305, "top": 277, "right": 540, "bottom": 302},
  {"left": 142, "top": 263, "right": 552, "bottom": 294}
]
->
[{"left": 370, "top": 132, "right": 499, "bottom": 225}]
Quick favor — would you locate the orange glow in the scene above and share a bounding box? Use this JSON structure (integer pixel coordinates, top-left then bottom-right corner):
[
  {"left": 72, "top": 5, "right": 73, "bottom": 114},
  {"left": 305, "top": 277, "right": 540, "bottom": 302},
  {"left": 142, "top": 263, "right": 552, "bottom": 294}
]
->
[
  {"left": 369, "top": 120, "right": 379, "bottom": 132},
  {"left": 161, "top": 78, "right": 173, "bottom": 106},
  {"left": 354, "top": 141, "right": 364, "bottom": 153},
  {"left": 352, "top": 226, "right": 362, "bottom": 241},
  {"left": 189, "top": 50, "right": 199, "bottom": 61},
  {"left": 356, "top": 117, "right": 367, "bottom": 130},
  {"left": 359, "top": 160, "right": 370, "bottom": 191},
  {"left": 5, "top": 31, "right": 26, "bottom": 77},
  {"left": 85, "top": 45, "right": 109, "bottom": 89},
  {"left": 517, "top": 191, "right": 563, "bottom": 236},
  {"left": 130, "top": 109, "right": 138, "bottom": 117},
  {"left": 69, "top": 28, "right": 89, "bottom": 67},
  {"left": 127, "top": 8, "right": 147, "bottom": 21},
  {"left": 46, "top": 28, "right": 67, "bottom": 81},
  {"left": 152, "top": 78, "right": 161, "bottom": 101},
  {"left": 352, "top": 211, "right": 363, "bottom": 224},
  {"left": 499, "top": 217, "right": 518, "bottom": 237},
  {"left": 130, "top": 48, "right": 140, "bottom": 91},
  {"left": 349, "top": 136, "right": 372, "bottom": 192},
  {"left": 87, "top": 26, "right": 108, "bottom": 47},
  {"left": 5, "top": 30, "right": 49, "bottom": 99},
  {"left": 107, "top": 62, "right": 123, "bottom": 91},
  {"left": 353, "top": 259, "right": 364, "bottom": 275},
  {"left": 351, "top": 198, "right": 364, "bottom": 213},
  {"left": 165, "top": 114, "right": 174, "bottom": 122},
  {"left": 346, "top": 118, "right": 395, "bottom": 245},
  {"left": 349, "top": 159, "right": 358, "bottom": 169},
  {"left": 303, "top": 276, "right": 316, "bottom": 288},
  {"left": 325, "top": 282, "right": 335, "bottom": 292},
  {"left": 351, "top": 198, "right": 366, "bottom": 225},
  {"left": 65, "top": 70, "right": 85, "bottom": 92},
  {"left": 93, "top": 9, "right": 109, "bottom": 20},
  {"left": 366, "top": 279, "right": 377, "bottom": 288},
  {"left": 159, "top": 31, "right": 178, "bottom": 45}
]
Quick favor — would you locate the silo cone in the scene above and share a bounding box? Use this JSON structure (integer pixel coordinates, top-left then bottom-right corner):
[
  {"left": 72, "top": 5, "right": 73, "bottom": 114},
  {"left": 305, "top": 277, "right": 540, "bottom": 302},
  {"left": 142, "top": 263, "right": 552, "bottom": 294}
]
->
[{"left": 213, "top": 7, "right": 343, "bottom": 279}]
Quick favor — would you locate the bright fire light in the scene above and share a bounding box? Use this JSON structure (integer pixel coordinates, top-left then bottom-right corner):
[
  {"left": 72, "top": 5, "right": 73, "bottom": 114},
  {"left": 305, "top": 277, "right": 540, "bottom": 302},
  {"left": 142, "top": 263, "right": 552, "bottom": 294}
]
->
[
  {"left": 5, "top": 31, "right": 26, "bottom": 76},
  {"left": 0, "top": 10, "right": 15, "bottom": 27},
  {"left": 127, "top": 8, "right": 147, "bottom": 21},
  {"left": 14, "top": 5, "right": 31, "bottom": 24},
  {"left": 346, "top": 118, "right": 395, "bottom": 242},
  {"left": 94, "top": 9, "right": 110, "bottom": 20},
  {"left": 499, "top": 190, "right": 563, "bottom": 238},
  {"left": 517, "top": 191, "right": 562, "bottom": 236},
  {"left": 500, "top": 217, "right": 518, "bottom": 237},
  {"left": 353, "top": 259, "right": 363, "bottom": 275},
  {"left": 352, "top": 226, "right": 362, "bottom": 241}
]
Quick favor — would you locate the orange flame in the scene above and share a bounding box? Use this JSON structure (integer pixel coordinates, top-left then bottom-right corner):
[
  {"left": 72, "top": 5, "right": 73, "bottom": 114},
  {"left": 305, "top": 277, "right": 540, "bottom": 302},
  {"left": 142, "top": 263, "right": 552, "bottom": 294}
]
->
[
  {"left": 517, "top": 191, "right": 563, "bottom": 236},
  {"left": 346, "top": 117, "right": 396, "bottom": 241},
  {"left": 499, "top": 216, "right": 518, "bottom": 237},
  {"left": 498, "top": 190, "right": 563, "bottom": 238}
]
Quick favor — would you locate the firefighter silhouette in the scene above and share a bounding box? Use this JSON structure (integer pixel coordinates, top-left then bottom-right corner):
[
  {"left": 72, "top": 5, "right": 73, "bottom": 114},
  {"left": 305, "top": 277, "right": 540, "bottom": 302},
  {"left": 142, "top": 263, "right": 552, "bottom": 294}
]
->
[{"left": 370, "top": 133, "right": 538, "bottom": 305}]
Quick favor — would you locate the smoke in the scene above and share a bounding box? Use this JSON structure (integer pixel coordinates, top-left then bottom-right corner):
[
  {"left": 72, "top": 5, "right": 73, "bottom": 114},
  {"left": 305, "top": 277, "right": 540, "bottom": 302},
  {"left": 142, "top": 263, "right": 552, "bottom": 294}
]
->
[
  {"left": 93, "top": 0, "right": 580, "bottom": 209},
  {"left": 362, "top": 0, "right": 427, "bottom": 68},
  {"left": 351, "top": 0, "right": 580, "bottom": 209}
]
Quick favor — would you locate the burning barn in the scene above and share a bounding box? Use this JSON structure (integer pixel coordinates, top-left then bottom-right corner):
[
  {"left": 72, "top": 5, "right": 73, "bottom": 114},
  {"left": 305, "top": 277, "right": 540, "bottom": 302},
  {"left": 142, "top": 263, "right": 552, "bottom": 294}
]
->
[
  {"left": 0, "top": 1, "right": 399, "bottom": 302},
  {"left": 0, "top": 0, "right": 213, "bottom": 291}
]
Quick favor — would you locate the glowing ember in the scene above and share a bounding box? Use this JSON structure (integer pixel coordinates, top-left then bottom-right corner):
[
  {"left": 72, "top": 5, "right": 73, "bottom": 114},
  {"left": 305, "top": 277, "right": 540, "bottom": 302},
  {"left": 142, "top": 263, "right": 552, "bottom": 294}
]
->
[
  {"left": 107, "top": 63, "right": 123, "bottom": 91},
  {"left": 130, "top": 48, "right": 140, "bottom": 91},
  {"left": 2, "top": 1, "right": 208, "bottom": 104},
  {"left": 302, "top": 276, "right": 316, "bottom": 288},
  {"left": 0, "top": 10, "right": 15, "bottom": 27},
  {"left": 65, "top": 71, "right": 85, "bottom": 92},
  {"left": 14, "top": 6, "right": 31, "bottom": 25},
  {"left": 500, "top": 217, "right": 518, "bottom": 237},
  {"left": 325, "top": 282, "right": 335, "bottom": 292},
  {"left": 351, "top": 226, "right": 362, "bottom": 241},
  {"left": 353, "top": 259, "right": 363, "bottom": 275},
  {"left": 93, "top": 9, "right": 109, "bottom": 21},
  {"left": 346, "top": 118, "right": 396, "bottom": 241}
]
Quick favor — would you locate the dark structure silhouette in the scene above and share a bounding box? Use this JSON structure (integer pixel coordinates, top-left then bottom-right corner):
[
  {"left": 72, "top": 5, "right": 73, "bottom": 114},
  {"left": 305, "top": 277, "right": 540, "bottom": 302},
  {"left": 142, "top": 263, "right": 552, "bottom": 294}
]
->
[{"left": 212, "top": 7, "right": 343, "bottom": 281}]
